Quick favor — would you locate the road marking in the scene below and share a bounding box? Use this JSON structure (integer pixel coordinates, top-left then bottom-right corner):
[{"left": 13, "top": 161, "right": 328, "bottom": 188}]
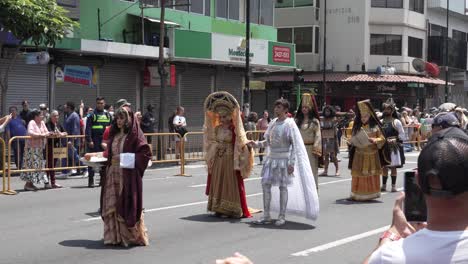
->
[
  {"left": 78, "top": 192, "right": 263, "bottom": 222},
  {"left": 291, "top": 225, "right": 390, "bottom": 256}
]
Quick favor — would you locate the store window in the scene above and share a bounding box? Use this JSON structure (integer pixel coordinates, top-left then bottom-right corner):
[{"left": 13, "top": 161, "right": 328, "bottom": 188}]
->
[
  {"left": 370, "top": 34, "right": 402, "bottom": 55},
  {"left": 409, "top": 0, "right": 424, "bottom": 14},
  {"left": 371, "top": 0, "right": 403, "bottom": 8},
  {"left": 408, "top": 36, "right": 423, "bottom": 58},
  {"left": 294, "top": 27, "right": 313, "bottom": 53},
  {"left": 278, "top": 28, "right": 293, "bottom": 43}
]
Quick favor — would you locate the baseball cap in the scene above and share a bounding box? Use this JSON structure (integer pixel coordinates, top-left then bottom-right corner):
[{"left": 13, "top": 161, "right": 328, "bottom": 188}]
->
[
  {"left": 417, "top": 127, "right": 468, "bottom": 197},
  {"left": 431, "top": 112, "right": 460, "bottom": 129}
]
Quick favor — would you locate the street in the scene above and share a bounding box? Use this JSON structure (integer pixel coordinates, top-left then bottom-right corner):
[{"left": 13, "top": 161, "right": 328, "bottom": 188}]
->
[{"left": 0, "top": 151, "right": 420, "bottom": 264}]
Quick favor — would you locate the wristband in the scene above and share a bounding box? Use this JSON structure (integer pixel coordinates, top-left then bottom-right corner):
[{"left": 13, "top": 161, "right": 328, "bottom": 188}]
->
[{"left": 380, "top": 230, "right": 401, "bottom": 241}]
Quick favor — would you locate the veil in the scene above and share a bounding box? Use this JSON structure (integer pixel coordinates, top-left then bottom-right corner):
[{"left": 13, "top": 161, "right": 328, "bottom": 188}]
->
[{"left": 203, "top": 91, "right": 254, "bottom": 178}]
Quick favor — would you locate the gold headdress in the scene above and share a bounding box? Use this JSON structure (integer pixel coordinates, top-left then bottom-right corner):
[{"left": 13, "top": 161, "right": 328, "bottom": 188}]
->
[
  {"left": 301, "top": 93, "right": 315, "bottom": 109},
  {"left": 357, "top": 100, "right": 373, "bottom": 116}
]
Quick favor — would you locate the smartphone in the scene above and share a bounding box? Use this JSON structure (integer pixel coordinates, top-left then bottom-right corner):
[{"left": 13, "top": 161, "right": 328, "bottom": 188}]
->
[{"left": 404, "top": 171, "right": 427, "bottom": 222}]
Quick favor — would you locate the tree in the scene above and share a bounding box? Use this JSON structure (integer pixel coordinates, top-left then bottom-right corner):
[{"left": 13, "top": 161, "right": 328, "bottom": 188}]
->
[{"left": 0, "top": 0, "right": 78, "bottom": 114}]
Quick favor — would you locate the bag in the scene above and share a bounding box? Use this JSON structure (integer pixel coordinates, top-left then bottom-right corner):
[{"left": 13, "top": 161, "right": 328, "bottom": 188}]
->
[
  {"left": 175, "top": 126, "right": 188, "bottom": 137},
  {"left": 120, "top": 153, "right": 135, "bottom": 169}
]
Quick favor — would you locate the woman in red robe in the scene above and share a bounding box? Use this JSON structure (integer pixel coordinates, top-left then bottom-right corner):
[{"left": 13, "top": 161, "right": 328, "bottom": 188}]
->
[{"left": 203, "top": 92, "right": 254, "bottom": 218}]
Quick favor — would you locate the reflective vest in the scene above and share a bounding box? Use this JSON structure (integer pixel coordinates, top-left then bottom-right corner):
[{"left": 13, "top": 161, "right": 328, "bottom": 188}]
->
[{"left": 91, "top": 111, "right": 111, "bottom": 132}]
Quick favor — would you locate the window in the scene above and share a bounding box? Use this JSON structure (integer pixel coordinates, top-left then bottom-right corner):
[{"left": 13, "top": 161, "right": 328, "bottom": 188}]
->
[
  {"left": 278, "top": 28, "right": 293, "bottom": 43},
  {"left": 275, "top": 0, "right": 314, "bottom": 8},
  {"left": 294, "top": 27, "right": 313, "bottom": 53},
  {"left": 217, "top": 0, "right": 228, "bottom": 18},
  {"left": 260, "top": 0, "right": 274, "bottom": 26},
  {"left": 370, "top": 34, "right": 402, "bottom": 55},
  {"left": 453, "top": 29, "right": 467, "bottom": 42},
  {"left": 430, "top": 24, "right": 447, "bottom": 37},
  {"left": 371, "top": 0, "right": 403, "bottom": 8},
  {"left": 190, "top": 0, "right": 204, "bottom": 14},
  {"left": 205, "top": 0, "right": 211, "bottom": 15},
  {"left": 408, "top": 37, "right": 423, "bottom": 58},
  {"left": 276, "top": 0, "right": 294, "bottom": 8},
  {"left": 409, "top": 0, "right": 424, "bottom": 14},
  {"left": 250, "top": 0, "right": 260, "bottom": 24},
  {"left": 175, "top": 0, "right": 189, "bottom": 11},
  {"left": 314, "top": 26, "right": 320, "bottom": 54},
  {"left": 294, "top": 0, "right": 314, "bottom": 7},
  {"left": 229, "top": 0, "right": 239, "bottom": 20}
]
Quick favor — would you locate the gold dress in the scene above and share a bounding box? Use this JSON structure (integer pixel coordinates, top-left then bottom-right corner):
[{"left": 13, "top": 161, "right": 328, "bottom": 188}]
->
[
  {"left": 350, "top": 125, "right": 385, "bottom": 201},
  {"left": 299, "top": 119, "right": 322, "bottom": 187},
  {"left": 102, "top": 132, "right": 149, "bottom": 246},
  {"left": 207, "top": 126, "right": 245, "bottom": 218}
]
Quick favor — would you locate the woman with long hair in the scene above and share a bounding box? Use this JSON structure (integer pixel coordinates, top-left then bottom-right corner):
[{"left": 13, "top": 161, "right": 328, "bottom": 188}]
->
[
  {"left": 320, "top": 105, "right": 340, "bottom": 176},
  {"left": 348, "top": 100, "right": 388, "bottom": 201},
  {"left": 203, "top": 92, "right": 254, "bottom": 218},
  {"left": 295, "top": 93, "right": 321, "bottom": 189}
]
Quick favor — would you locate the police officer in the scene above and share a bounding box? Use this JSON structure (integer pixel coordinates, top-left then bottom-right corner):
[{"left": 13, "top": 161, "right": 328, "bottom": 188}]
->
[{"left": 85, "top": 97, "right": 112, "bottom": 187}]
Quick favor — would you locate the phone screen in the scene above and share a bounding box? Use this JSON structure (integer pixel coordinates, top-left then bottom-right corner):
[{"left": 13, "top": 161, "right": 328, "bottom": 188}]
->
[{"left": 404, "top": 171, "right": 427, "bottom": 222}]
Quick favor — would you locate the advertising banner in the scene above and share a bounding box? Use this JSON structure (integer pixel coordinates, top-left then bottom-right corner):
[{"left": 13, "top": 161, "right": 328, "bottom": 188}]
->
[{"left": 56, "top": 65, "right": 98, "bottom": 88}]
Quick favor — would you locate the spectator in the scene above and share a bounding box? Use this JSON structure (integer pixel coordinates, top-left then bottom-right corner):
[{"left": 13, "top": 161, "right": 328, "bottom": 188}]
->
[
  {"left": 173, "top": 106, "right": 187, "bottom": 159},
  {"left": 364, "top": 127, "right": 468, "bottom": 264},
  {"left": 39, "top": 103, "right": 50, "bottom": 122},
  {"left": 6, "top": 106, "right": 26, "bottom": 170},
  {"left": 431, "top": 112, "right": 460, "bottom": 134},
  {"left": 64, "top": 101, "right": 83, "bottom": 177},
  {"left": 245, "top": 112, "right": 258, "bottom": 132},
  {"left": 20, "top": 109, "right": 51, "bottom": 191},
  {"left": 20, "top": 100, "right": 32, "bottom": 128},
  {"left": 256, "top": 110, "right": 270, "bottom": 165},
  {"left": 141, "top": 104, "right": 156, "bottom": 144},
  {"left": 45, "top": 110, "right": 67, "bottom": 188}
]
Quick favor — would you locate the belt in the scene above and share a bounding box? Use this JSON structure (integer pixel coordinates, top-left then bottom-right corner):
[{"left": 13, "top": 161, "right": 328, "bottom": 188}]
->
[
  {"left": 304, "top": 143, "right": 315, "bottom": 145},
  {"left": 111, "top": 159, "right": 119, "bottom": 165},
  {"left": 268, "top": 152, "right": 289, "bottom": 159}
]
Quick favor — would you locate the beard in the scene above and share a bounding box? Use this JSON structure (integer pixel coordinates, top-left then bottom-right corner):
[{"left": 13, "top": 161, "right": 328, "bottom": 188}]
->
[{"left": 383, "top": 112, "right": 391, "bottom": 118}]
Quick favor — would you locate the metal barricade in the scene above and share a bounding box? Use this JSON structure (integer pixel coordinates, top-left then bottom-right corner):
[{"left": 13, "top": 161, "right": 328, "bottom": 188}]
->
[
  {"left": 4, "top": 135, "right": 87, "bottom": 195},
  {"left": 178, "top": 132, "right": 204, "bottom": 176},
  {"left": 144, "top": 132, "right": 187, "bottom": 176},
  {"left": 0, "top": 138, "right": 10, "bottom": 195}
]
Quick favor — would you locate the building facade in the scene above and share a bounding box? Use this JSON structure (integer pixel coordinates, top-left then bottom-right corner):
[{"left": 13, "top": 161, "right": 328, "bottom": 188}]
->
[
  {"left": 0, "top": 0, "right": 295, "bottom": 129},
  {"left": 260, "top": 0, "right": 468, "bottom": 112}
]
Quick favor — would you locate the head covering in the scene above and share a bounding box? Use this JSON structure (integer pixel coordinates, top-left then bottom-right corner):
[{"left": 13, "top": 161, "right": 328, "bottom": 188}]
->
[
  {"left": 418, "top": 127, "right": 468, "bottom": 197},
  {"left": 358, "top": 100, "right": 374, "bottom": 116},
  {"left": 203, "top": 91, "right": 254, "bottom": 179},
  {"left": 382, "top": 97, "right": 396, "bottom": 112},
  {"left": 432, "top": 112, "right": 460, "bottom": 129},
  {"left": 115, "top": 99, "right": 131, "bottom": 109},
  {"left": 296, "top": 93, "right": 320, "bottom": 122}
]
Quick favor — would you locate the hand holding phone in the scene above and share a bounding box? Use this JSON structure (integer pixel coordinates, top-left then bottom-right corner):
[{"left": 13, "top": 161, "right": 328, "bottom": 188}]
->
[{"left": 404, "top": 171, "right": 427, "bottom": 222}]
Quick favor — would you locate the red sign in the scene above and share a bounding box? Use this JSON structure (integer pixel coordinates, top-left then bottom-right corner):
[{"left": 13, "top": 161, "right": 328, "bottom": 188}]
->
[
  {"left": 170, "top": 64, "right": 176, "bottom": 87},
  {"left": 143, "top": 66, "right": 151, "bottom": 87},
  {"left": 273, "top": 46, "right": 291, "bottom": 63}
]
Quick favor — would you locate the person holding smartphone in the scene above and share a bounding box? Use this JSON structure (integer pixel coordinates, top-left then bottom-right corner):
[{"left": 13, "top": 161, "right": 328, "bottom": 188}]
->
[
  {"left": 173, "top": 106, "right": 187, "bottom": 159},
  {"left": 364, "top": 127, "right": 468, "bottom": 264}
]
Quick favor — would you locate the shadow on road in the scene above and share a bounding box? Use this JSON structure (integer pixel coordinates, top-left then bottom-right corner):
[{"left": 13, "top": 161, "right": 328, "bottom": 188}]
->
[
  {"left": 180, "top": 214, "right": 242, "bottom": 223},
  {"left": 246, "top": 221, "right": 315, "bottom": 230},
  {"left": 335, "top": 198, "right": 383, "bottom": 205},
  {"left": 59, "top": 239, "right": 132, "bottom": 250}
]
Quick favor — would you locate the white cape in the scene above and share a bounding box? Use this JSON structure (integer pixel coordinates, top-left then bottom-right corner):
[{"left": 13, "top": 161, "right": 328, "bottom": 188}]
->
[{"left": 268, "top": 118, "right": 320, "bottom": 221}]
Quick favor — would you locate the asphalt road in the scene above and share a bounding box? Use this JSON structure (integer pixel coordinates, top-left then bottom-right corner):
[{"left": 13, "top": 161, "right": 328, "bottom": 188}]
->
[{"left": 0, "top": 151, "right": 420, "bottom": 264}]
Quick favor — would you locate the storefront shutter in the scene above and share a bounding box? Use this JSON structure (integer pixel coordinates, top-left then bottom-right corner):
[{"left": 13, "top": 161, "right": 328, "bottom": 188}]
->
[{"left": 100, "top": 60, "right": 138, "bottom": 109}]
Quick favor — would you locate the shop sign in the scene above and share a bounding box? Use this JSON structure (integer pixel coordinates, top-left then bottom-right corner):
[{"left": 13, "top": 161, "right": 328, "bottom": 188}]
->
[
  {"left": 272, "top": 46, "right": 291, "bottom": 64},
  {"left": 55, "top": 65, "right": 98, "bottom": 88},
  {"left": 212, "top": 33, "right": 268, "bottom": 65}
]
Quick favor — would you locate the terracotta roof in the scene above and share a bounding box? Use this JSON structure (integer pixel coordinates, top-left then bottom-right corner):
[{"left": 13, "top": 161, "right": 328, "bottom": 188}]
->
[{"left": 261, "top": 73, "right": 453, "bottom": 85}]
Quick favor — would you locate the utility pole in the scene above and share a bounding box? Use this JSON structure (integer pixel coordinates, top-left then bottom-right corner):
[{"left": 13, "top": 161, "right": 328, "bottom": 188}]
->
[
  {"left": 158, "top": 0, "right": 167, "bottom": 133},
  {"left": 244, "top": 0, "right": 251, "bottom": 106},
  {"left": 141, "top": 2, "right": 145, "bottom": 45},
  {"left": 322, "top": 0, "right": 327, "bottom": 109},
  {"left": 444, "top": 0, "right": 449, "bottom": 102}
]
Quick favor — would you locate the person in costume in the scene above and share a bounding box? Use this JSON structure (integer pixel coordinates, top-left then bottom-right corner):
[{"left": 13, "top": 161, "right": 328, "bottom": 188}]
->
[
  {"left": 380, "top": 98, "right": 406, "bottom": 192},
  {"left": 349, "top": 100, "right": 388, "bottom": 201},
  {"left": 295, "top": 93, "right": 322, "bottom": 189},
  {"left": 320, "top": 105, "right": 340, "bottom": 176},
  {"left": 203, "top": 92, "right": 254, "bottom": 218},
  {"left": 249, "top": 99, "right": 319, "bottom": 226},
  {"left": 86, "top": 107, "right": 151, "bottom": 247}
]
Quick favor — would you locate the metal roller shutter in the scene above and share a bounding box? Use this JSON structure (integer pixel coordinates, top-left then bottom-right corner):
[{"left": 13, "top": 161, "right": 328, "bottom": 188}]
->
[
  {"left": 100, "top": 60, "right": 138, "bottom": 108},
  {"left": 215, "top": 67, "right": 243, "bottom": 104},
  {"left": 251, "top": 90, "right": 267, "bottom": 115},
  {"left": 180, "top": 65, "right": 214, "bottom": 130},
  {"left": 0, "top": 59, "right": 48, "bottom": 112},
  {"left": 53, "top": 56, "right": 101, "bottom": 111}
]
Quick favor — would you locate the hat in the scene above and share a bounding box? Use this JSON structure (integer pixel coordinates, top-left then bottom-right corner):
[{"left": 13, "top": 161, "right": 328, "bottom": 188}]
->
[
  {"left": 115, "top": 99, "right": 131, "bottom": 109},
  {"left": 39, "top": 103, "right": 47, "bottom": 110},
  {"left": 418, "top": 127, "right": 468, "bottom": 197},
  {"left": 432, "top": 112, "right": 460, "bottom": 129},
  {"left": 382, "top": 97, "right": 396, "bottom": 112}
]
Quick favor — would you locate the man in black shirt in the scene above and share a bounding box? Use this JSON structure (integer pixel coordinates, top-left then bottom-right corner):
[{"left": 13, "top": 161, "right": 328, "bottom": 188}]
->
[{"left": 19, "top": 100, "right": 32, "bottom": 127}]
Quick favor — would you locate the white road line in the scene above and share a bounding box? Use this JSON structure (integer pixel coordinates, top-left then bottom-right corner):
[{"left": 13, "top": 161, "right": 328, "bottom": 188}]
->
[
  {"left": 291, "top": 225, "right": 390, "bottom": 256},
  {"left": 78, "top": 192, "right": 263, "bottom": 222}
]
